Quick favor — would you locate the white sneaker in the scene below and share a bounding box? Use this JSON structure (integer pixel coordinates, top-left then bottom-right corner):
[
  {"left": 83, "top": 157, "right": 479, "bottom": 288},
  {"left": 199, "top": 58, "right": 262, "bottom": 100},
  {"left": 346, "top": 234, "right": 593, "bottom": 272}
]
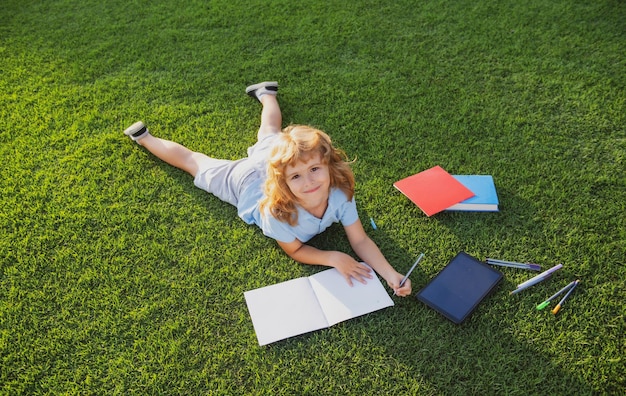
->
[
  {"left": 245, "top": 81, "right": 278, "bottom": 102},
  {"left": 124, "top": 121, "right": 150, "bottom": 141}
]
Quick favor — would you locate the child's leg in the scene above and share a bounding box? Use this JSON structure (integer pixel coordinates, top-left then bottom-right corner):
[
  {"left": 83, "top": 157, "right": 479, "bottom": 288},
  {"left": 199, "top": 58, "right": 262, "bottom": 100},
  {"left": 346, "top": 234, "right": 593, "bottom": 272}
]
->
[
  {"left": 124, "top": 122, "right": 208, "bottom": 177},
  {"left": 138, "top": 135, "right": 208, "bottom": 177},
  {"left": 246, "top": 81, "right": 282, "bottom": 141},
  {"left": 257, "top": 94, "right": 282, "bottom": 141}
]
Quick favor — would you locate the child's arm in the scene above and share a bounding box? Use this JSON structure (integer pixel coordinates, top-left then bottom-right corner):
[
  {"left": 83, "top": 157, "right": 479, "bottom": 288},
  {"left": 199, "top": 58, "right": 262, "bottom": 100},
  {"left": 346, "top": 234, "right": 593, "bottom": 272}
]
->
[
  {"left": 276, "top": 221, "right": 412, "bottom": 297},
  {"left": 343, "top": 219, "right": 412, "bottom": 297},
  {"left": 276, "top": 239, "right": 376, "bottom": 286}
]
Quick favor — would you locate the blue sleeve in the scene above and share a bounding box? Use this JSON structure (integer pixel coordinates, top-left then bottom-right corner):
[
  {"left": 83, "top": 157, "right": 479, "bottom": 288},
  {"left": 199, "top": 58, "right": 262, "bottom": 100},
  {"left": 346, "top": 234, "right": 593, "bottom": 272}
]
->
[
  {"left": 258, "top": 190, "right": 361, "bottom": 243},
  {"left": 339, "top": 195, "right": 359, "bottom": 227},
  {"left": 258, "top": 209, "right": 299, "bottom": 243}
]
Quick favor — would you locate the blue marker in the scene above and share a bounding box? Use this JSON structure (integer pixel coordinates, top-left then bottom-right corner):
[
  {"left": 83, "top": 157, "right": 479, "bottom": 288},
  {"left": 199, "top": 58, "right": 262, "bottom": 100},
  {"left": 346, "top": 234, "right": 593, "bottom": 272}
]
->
[{"left": 370, "top": 217, "right": 378, "bottom": 230}]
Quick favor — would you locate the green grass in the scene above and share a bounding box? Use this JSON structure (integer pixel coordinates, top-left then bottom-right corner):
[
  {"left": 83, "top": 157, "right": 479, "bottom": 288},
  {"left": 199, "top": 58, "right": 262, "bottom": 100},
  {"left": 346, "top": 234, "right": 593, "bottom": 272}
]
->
[{"left": 1, "top": 0, "right": 624, "bottom": 394}]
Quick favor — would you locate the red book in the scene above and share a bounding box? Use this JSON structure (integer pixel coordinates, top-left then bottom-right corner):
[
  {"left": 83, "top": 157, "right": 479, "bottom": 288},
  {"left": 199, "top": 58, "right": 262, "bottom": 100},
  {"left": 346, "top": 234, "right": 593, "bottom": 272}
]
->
[{"left": 393, "top": 166, "right": 475, "bottom": 216}]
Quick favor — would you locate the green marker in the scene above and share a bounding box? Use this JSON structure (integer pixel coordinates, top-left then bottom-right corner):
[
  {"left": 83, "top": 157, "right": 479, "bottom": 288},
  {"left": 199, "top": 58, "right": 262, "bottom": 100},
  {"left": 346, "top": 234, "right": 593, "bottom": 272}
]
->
[{"left": 536, "top": 280, "right": 577, "bottom": 310}]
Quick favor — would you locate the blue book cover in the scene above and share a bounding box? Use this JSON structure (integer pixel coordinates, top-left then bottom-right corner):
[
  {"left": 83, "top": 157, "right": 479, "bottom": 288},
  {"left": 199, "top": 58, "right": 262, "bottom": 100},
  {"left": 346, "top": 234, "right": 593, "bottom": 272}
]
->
[{"left": 445, "top": 175, "right": 499, "bottom": 212}]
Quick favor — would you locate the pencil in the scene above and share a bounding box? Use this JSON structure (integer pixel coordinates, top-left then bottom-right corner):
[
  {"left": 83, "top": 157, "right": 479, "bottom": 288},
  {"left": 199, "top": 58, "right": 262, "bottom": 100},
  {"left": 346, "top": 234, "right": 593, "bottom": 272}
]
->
[
  {"left": 394, "top": 253, "right": 424, "bottom": 296},
  {"left": 400, "top": 253, "right": 424, "bottom": 287}
]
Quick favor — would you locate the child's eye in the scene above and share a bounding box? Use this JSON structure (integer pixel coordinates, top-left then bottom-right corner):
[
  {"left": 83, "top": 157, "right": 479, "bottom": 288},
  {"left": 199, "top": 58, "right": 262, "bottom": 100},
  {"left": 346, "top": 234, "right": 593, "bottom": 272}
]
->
[
  {"left": 291, "top": 174, "right": 300, "bottom": 180},
  {"left": 311, "top": 167, "right": 319, "bottom": 172}
]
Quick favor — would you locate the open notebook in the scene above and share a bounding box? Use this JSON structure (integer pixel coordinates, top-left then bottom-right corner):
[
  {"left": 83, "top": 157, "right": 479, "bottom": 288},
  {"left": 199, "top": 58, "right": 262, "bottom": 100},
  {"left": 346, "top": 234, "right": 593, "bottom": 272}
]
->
[{"left": 244, "top": 266, "right": 394, "bottom": 345}]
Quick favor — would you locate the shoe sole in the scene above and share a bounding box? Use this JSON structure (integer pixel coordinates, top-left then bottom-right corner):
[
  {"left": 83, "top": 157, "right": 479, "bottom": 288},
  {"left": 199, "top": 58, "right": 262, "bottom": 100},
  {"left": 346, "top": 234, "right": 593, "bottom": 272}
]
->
[
  {"left": 245, "top": 81, "right": 279, "bottom": 95},
  {"left": 124, "top": 121, "right": 148, "bottom": 140}
]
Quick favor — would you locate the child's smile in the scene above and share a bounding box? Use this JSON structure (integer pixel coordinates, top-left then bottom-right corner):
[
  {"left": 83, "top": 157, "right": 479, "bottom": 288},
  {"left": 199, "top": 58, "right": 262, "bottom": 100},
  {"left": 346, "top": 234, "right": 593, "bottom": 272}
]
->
[{"left": 285, "top": 153, "right": 331, "bottom": 217}]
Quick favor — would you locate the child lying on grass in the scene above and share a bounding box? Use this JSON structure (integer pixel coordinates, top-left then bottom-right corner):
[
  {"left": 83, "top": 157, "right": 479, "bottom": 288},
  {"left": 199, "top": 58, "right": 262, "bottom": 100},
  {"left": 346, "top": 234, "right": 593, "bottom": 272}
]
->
[{"left": 124, "top": 81, "right": 411, "bottom": 296}]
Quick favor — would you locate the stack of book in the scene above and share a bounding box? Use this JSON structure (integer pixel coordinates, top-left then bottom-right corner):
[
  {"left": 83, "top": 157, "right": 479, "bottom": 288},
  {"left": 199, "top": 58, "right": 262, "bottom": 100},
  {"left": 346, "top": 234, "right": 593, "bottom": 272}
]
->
[{"left": 393, "top": 165, "right": 499, "bottom": 216}]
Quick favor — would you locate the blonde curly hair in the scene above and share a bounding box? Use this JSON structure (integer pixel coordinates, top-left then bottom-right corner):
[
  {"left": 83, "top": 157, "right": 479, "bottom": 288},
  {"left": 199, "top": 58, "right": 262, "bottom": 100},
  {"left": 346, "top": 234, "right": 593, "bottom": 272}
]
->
[{"left": 259, "top": 125, "right": 355, "bottom": 226}]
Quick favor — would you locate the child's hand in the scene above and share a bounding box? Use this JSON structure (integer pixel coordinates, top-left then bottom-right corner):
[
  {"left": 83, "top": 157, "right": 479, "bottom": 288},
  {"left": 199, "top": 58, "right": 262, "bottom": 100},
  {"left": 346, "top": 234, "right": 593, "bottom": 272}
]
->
[
  {"left": 330, "top": 252, "right": 374, "bottom": 286},
  {"left": 388, "top": 273, "right": 412, "bottom": 297}
]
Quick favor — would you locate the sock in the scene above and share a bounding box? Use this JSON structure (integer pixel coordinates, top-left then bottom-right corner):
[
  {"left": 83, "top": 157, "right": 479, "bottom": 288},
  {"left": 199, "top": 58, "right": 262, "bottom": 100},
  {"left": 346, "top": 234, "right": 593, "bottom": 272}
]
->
[{"left": 256, "top": 87, "right": 277, "bottom": 101}]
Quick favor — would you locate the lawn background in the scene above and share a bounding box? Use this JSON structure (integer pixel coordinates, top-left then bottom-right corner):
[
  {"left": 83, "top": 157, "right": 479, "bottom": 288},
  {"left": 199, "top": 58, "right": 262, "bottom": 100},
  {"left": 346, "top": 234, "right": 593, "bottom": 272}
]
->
[{"left": 1, "top": 0, "right": 624, "bottom": 394}]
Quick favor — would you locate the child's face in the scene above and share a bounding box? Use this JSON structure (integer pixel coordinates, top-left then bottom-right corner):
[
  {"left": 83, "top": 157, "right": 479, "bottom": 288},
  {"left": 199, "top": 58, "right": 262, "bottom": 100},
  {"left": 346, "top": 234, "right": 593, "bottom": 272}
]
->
[{"left": 284, "top": 153, "right": 331, "bottom": 212}]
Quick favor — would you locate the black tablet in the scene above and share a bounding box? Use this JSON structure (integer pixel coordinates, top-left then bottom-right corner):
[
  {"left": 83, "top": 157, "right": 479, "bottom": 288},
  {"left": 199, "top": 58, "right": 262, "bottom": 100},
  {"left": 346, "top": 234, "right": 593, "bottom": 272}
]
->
[{"left": 416, "top": 252, "right": 503, "bottom": 324}]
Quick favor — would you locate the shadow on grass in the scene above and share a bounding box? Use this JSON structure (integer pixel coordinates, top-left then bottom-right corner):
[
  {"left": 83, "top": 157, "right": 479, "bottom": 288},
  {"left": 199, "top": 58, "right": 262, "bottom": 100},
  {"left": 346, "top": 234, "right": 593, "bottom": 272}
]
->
[
  {"left": 137, "top": 153, "right": 598, "bottom": 394},
  {"left": 246, "top": 195, "right": 597, "bottom": 394},
  {"left": 374, "top": 188, "right": 595, "bottom": 394}
]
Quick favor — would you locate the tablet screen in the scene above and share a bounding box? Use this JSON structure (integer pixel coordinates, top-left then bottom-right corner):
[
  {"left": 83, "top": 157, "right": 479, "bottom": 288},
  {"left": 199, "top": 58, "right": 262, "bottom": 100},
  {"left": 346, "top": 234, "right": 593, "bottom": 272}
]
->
[{"left": 416, "top": 252, "right": 502, "bottom": 324}]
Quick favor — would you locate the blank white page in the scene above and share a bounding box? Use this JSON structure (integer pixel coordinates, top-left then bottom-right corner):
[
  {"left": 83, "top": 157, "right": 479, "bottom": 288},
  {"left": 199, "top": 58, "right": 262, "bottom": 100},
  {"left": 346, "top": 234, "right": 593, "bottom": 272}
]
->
[
  {"left": 309, "top": 267, "right": 394, "bottom": 326},
  {"left": 244, "top": 277, "right": 328, "bottom": 346}
]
